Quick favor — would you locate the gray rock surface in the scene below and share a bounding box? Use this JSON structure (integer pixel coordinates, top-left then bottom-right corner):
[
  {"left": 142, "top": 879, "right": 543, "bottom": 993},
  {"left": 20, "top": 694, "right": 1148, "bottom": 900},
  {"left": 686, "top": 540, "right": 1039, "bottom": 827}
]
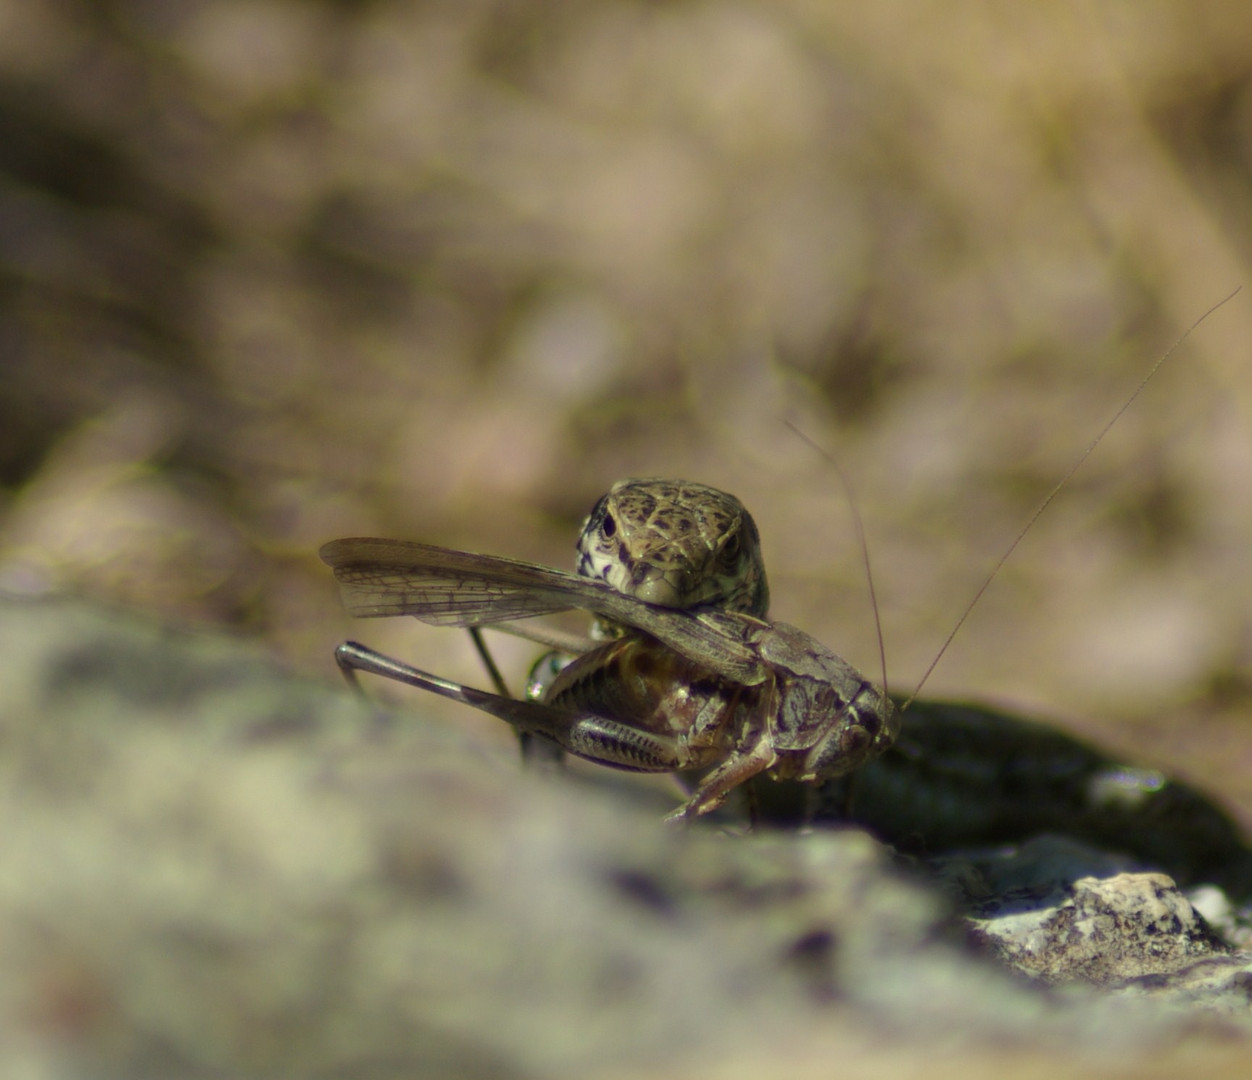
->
[
  {"left": 1, "top": 595, "right": 1249, "bottom": 1079},
  {"left": 949, "top": 839, "right": 1231, "bottom": 981}
]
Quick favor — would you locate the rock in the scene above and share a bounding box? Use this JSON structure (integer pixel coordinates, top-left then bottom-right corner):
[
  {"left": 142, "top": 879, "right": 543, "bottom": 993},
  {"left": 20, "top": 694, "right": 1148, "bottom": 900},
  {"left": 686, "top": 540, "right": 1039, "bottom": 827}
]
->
[
  {"left": 949, "top": 838, "right": 1228, "bottom": 983},
  {"left": 2, "top": 595, "right": 1251, "bottom": 1079}
]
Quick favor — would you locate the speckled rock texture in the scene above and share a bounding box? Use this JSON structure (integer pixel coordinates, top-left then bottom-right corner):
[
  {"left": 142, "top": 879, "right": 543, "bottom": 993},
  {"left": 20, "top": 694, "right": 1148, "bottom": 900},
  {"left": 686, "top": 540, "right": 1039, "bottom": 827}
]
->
[{"left": 2, "top": 595, "right": 1250, "bottom": 1079}]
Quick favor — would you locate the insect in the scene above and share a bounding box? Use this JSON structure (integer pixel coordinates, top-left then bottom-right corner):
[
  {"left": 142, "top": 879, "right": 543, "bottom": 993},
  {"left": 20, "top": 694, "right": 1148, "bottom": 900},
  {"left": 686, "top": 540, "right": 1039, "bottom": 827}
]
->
[
  {"left": 323, "top": 294, "right": 1238, "bottom": 824},
  {"left": 506, "top": 478, "right": 771, "bottom": 765},
  {"left": 320, "top": 489, "right": 898, "bottom": 821}
]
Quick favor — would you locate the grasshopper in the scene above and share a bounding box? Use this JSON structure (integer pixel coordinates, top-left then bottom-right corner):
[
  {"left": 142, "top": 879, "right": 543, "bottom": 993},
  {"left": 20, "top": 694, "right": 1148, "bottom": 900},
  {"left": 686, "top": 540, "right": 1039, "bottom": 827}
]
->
[
  {"left": 322, "top": 293, "right": 1237, "bottom": 823},
  {"left": 321, "top": 527, "right": 897, "bottom": 821}
]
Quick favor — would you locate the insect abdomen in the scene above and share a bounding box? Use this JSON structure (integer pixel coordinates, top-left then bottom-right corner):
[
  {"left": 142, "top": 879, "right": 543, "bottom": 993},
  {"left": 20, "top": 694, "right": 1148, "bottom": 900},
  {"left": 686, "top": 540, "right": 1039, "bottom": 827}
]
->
[{"left": 543, "top": 636, "right": 749, "bottom": 749}]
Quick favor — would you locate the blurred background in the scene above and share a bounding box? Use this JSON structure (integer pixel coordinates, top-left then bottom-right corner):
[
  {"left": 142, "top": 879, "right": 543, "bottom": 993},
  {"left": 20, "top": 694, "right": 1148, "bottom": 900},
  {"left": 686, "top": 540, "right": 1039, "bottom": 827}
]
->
[{"left": 2, "top": 0, "right": 1251, "bottom": 821}]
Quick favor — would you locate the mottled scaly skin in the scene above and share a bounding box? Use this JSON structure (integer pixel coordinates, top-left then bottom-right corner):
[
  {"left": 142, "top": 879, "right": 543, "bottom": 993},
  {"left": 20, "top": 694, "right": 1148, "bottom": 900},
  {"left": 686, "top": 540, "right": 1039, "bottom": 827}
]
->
[
  {"left": 513, "top": 478, "right": 895, "bottom": 812},
  {"left": 574, "top": 481, "right": 1250, "bottom": 884},
  {"left": 523, "top": 477, "right": 772, "bottom": 765},
  {"left": 576, "top": 479, "right": 769, "bottom": 618},
  {"left": 325, "top": 477, "right": 1249, "bottom": 863},
  {"left": 766, "top": 700, "right": 1252, "bottom": 898}
]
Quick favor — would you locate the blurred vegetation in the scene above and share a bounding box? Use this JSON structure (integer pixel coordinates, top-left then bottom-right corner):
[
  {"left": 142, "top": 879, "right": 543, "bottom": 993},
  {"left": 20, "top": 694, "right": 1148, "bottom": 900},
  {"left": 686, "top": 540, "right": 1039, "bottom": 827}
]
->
[{"left": 2, "top": 0, "right": 1251, "bottom": 811}]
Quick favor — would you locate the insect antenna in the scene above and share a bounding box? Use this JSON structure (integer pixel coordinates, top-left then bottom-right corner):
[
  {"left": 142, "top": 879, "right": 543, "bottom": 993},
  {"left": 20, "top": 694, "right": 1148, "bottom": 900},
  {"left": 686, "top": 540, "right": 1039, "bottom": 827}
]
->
[
  {"left": 783, "top": 418, "right": 891, "bottom": 703},
  {"left": 787, "top": 287, "right": 1240, "bottom": 716},
  {"left": 900, "top": 285, "right": 1241, "bottom": 711}
]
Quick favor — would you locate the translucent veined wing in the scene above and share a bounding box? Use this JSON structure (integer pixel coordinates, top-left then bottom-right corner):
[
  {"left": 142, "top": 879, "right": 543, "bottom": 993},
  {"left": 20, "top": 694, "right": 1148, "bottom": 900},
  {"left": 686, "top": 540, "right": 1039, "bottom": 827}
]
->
[{"left": 320, "top": 538, "right": 767, "bottom": 685}]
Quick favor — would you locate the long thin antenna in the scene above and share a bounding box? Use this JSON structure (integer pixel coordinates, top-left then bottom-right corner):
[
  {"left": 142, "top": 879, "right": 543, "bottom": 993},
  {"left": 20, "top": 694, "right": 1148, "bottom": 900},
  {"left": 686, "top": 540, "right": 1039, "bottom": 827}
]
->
[
  {"left": 901, "top": 285, "right": 1241, "bottom": 710},
  {"left": 783, "top": 418, "right": 890, "bottom": 701}
]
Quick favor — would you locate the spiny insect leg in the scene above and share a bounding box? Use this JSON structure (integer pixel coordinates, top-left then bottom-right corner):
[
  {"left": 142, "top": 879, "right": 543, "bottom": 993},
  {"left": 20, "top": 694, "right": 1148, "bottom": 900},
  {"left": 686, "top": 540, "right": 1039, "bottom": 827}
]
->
[
  {"left": 664, "top": 737, "right": 778, "bottom": 822},
  {"left": 334, "top": 641, "right": 683, "bottom": 774}
]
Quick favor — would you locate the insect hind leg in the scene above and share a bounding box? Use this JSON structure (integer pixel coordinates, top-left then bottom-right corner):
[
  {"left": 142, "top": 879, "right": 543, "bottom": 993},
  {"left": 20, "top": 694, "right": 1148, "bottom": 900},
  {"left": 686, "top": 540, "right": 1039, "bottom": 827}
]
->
[
  {"left": 466, "top": 627, "right": 564, "bottom": 767},
  {"left": 333, "top": 641, "right": 683, "bottom": 773}
]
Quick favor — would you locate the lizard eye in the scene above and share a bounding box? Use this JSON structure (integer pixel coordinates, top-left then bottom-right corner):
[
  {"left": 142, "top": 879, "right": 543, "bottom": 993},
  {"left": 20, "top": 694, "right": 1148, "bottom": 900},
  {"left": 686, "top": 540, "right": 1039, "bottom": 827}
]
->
[
  {"left": 601, "top": 512, "right": 617, "bottom": 538},
  {"left": 718, "top": 530, "right": 741, "bottom": 564}
]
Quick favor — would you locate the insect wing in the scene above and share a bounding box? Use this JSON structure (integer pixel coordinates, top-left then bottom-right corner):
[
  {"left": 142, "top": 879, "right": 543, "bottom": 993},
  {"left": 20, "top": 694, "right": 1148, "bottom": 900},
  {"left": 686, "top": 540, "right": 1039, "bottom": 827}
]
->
[
  {"left": 321, "top": 538, "right": 593, "bottom": 624},
  {"left": 320, "top": 537, "right": 766, "bottom": 685},
  {"left": 667, "top": 610, "right": 769, "bottom": 685}
]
